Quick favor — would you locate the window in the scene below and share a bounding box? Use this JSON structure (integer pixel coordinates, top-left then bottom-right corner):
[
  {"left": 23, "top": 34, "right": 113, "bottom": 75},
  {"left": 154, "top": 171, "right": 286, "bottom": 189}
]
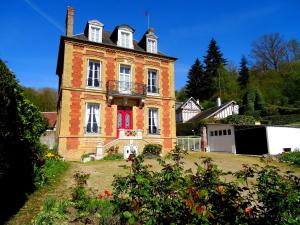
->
[
  {"left": 147, "top": 69, "right": 159, "bottom": 94},
  {"left": 89, "top": 26, "right": 101, "bottom": 42},
  {"left": 147, "top": 39, "right": 157, "bottom": 53},
  {"left": 85, "top": 103, "right": 100, "bottom": 134},
  {"left": 120, "top": 31, "right": 130, "bottom": 48},
  {"left": 223, "top": 129, "right": 227, "bottom": 135},
  {"left": 148, "top": 108, "right": 159, "bottom": 134},
  {"left": 210, "top": 131, "right": 214, "bottom": 136},
  {"left": 87, "top": 60, "right": 101, "bottom": 88},
  {"left": 119, "top": 65, "right": 131, "bottom": 93},
  {"left": 214, "top": 130, "right": 218, "bottom": 136},
  {"left": 228, "top": 129, "right": 232, "bottom": 135},
  {"left": 219, "top": 130, "right": 222, "bottom": 136}
]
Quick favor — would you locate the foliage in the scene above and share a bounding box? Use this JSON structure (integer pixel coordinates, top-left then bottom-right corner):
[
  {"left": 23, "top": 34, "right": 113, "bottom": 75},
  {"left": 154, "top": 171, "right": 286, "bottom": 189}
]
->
[
  {"left": 279, "top": 150, "right": 300, "bottom": 166},
  {"left": 176, "top": 121, "right": 205, "bottom": 136},
  {"left": 202, "top": 38, "right": 227, "bottom": 100},
  {"left": 221, "top": 114, "right": 256, "bottom": 125},
  {"left": 103, "top": 153, "right": 123, "bottom": 160},
  {"left": 106, "top": 145, "right": 119, "bottom": 155},
  {"left": 185, "top": 58, "right": 205, "bottom": 100},
  {"left": 175, "top": 87, "right": 188, "bottom": 102},
  {"left": 112, "top": 150, "right": 300, "bottom": 225},
  {"left": 262, "top": 114, "right": 300, "bottom": 125},
  {"left": 143, "top": 144, "right": 162, "bottom": 156},
  {"left": 22, "top": 87, "right": 58, "bottom": 112},
  {"left": 0, "top": 59, "right": 48, "bottom": 223},
  {"left": 34, "top": 157, "right": 68, "bottom": 188},
  {"left": 238, "top": 56, "right": 250, "bottom": 88},
  {"left": 241, "top": 88, "right": 264, "bottom": 115},
  {"left": 217, "top": 66, "right": 240, "bottom": 102}
]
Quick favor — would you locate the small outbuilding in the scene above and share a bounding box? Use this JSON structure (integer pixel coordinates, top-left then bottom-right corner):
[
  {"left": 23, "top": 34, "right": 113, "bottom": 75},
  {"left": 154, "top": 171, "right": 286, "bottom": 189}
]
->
[{"left": 206, "top": 124, "right": 300, "bottom": 155}]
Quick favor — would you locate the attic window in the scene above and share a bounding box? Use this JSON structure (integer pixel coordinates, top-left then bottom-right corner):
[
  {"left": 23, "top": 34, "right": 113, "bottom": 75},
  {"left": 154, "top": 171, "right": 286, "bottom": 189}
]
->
[
  {"left": 147, "top": 38, "right": 157, "bottom": 53},
  {"left": 120, "top": 31, "right": 130, "bottom": 48},
  {"left": 89, "top": 25, "right": 102, "bottom": 43},
  {"left": 117, "top": 27, "right": 133, "bottom": 49}
]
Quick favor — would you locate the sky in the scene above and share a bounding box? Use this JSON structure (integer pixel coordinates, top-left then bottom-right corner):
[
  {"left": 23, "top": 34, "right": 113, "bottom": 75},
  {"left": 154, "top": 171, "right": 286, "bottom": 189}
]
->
[{"left": 1, "top": 0, "right": 299, "bottom": 90}]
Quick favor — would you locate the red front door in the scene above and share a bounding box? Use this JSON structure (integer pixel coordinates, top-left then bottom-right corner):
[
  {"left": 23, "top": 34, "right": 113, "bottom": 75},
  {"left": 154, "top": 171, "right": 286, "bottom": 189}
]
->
[{"left": 117, "top": 106, "right": 132, "bottom": 137}]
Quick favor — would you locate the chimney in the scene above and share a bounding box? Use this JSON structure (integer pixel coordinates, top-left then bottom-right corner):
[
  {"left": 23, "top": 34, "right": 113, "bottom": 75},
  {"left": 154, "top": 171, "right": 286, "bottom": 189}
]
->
[
  {"left": 66, "top": 6, "right": 74, "bottom": 37},
  {"left": 216, "top": 97, "right": 221, "bottom": 107},
  {"left": 196, "top": 99, "right": 200, "bottom": 105}
]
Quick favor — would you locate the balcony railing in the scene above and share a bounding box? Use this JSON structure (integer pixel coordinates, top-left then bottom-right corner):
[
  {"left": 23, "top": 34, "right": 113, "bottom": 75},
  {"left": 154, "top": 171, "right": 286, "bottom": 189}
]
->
[
  {"left": 148, "top": 128, "right": 161, "bottom": 135},
  {"left": 106, "top": 80, "right": 146, "bottom": 97},
  {"left": 84, "top": 126, "right": 101, "bottom": 134}
]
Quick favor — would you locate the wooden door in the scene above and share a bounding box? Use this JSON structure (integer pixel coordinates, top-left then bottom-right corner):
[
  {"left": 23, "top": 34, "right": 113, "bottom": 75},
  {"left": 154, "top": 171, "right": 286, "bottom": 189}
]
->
[{"left": 117, "top": 106, "right": 132, "bottom": 137}]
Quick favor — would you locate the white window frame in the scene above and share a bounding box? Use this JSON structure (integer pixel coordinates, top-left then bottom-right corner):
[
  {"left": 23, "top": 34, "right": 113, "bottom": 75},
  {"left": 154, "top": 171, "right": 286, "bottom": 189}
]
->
[
  {"left": 147, "top": 69, "right": 159, "bottom": 95},
  {"left": 119, "top": 64, "right": 132, "bottom": 94},
  {"left": 148, "top": 108, "right": 159, "bottom": 135},
  {"left": 147, "top": 38, "right": 157, "bottom": 53},
  {"left": 85, "top": 103, "right": 100, "bottom": 135},
  {"left": 89, "top": 25, "right": 102, "bottom": 43},
  {"left": 117, "top": 29, "right": 133, "bottom": 49},
  {"left": 86, "top": 60, "right": 101, "bottom": 89}
]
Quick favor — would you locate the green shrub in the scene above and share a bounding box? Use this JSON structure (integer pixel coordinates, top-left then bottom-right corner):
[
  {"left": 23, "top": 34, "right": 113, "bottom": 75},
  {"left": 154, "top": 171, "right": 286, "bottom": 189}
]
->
[
  {"left": 221, "top": 114, "right": 256, "bottom": 125},
  {"left": 34, "top": 158, "right": 68, "bottom": 188},
  {"left": 279, "top": 150, "right": 300, "bottom": 166},
  {"left": 112, "top": 150, "right": 300, "bottom": 224},
  {"left": 143, "top": 144, "right": 162, "bottom": 156},
  {"left": 103, "top": 153, "right": 123, "bottom": 160},
  {"left": 262, "top": 114, "right": 300, "bottom": 125}
]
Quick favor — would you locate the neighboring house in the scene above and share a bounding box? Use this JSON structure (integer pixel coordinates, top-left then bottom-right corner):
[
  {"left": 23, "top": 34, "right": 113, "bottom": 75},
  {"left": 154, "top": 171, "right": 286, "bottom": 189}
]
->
[
  {"left": 56, "top": 7, "right": 177, "bottom": 160},
  {"left": 176, "top": 97, "right": 203, "bottom": 123},
  {"left": 188, "top": 100, "right": 239, "bottom": 123},
  {"left": 40, "top": 112, "right": 57, "bottom": 149},
  {"left": 206, "top": 124, "right": 300, "bottom": 155}
]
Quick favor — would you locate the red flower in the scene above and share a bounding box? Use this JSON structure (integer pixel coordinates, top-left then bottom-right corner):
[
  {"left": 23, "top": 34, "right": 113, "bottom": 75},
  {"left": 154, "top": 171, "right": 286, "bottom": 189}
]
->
[
  {"left": 193, "top": 192, "right": 199, "bottom": 200},
  {"left": 217, "top": 185, "right": 224, "bottom": 193},
  {"left": 196, "top": 204, "right": 204, "bottom": 213},
  {"left": 98, "top": 194, "right": 103, "bottom": 200},
  {"left": 244, "top": 207, "right": 252, "bottom": 214},
  {"left": 104, "top": 190, "right": 112, "bottom": 197},
  {"left": 186, "top": 199, "right": 194, "bottom": 209}
]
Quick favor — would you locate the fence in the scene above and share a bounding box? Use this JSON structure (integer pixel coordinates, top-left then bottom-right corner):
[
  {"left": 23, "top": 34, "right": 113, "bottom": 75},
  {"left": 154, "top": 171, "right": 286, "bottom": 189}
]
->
[{"left": 176, "top": 136, "right": 201, "bottom": 151}]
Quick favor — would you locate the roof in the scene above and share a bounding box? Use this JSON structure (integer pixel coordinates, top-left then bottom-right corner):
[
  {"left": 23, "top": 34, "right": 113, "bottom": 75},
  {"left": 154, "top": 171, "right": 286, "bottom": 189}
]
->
[
  {"left": 188, "top": 101, "right": 236, "bottom": 122},
  {"left": 41, "top": 112, "right": 57, "bottom": 129},
  {"left": 175, "top": 97, "right": 203, "bottom": 112}
]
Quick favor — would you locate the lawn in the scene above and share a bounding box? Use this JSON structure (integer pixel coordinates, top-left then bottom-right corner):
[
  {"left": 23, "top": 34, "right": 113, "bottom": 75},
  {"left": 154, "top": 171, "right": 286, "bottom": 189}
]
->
[{"left": 7, "top": 152, "right": 300, "bottom": 224}]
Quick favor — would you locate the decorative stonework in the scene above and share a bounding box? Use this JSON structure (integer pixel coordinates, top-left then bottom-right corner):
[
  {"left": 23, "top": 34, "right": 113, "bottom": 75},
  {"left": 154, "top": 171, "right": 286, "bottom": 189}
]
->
[
  {"left": 162, "top": 100, "right": 171, "bottom": 137},
  {"left": 72, "top": 51, "right": 83, "bottom": 88},
  {"left": 69, "top": 91, "right": 81, "bottom": 136},
  {"left": 104, "top": 106, "right": 114, "bottom": 136}
]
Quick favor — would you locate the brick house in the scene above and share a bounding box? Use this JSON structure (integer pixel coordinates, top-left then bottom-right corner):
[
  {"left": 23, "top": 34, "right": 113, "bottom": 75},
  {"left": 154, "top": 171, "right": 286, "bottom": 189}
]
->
[{"left": 56, "top": 7, "right": 177, "bottom": 160}]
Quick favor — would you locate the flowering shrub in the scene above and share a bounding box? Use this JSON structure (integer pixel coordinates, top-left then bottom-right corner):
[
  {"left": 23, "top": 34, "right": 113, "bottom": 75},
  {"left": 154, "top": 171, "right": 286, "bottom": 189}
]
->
[
  {"left": 125, "top": 130, "right": 137, "bottom": 136},
  {"left": 112, "top": 147, "right": 300, "bottom": 224},
  {"left": 143, "top": 143, "right": 162, "bottom": 156},
  {"left": 279, "top": 149, "right": 300, "bottom": 166}
]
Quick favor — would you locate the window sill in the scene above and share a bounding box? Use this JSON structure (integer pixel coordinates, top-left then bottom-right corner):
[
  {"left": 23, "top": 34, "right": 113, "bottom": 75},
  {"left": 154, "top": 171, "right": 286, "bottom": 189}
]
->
[
  {"left": 147, "top": 92, "right": 160, "bottom": 96},
  {"left": 84, "top": 132, "right": 101, "bottom": 137},
  {"left": 86, "top": 86, "right": 102, "bottom": 91}
]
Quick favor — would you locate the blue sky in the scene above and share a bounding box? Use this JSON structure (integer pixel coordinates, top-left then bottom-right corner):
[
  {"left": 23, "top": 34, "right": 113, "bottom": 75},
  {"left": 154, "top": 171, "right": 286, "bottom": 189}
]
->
[{"left": 1, "top": 0, "right": 299, "bottom": 90}]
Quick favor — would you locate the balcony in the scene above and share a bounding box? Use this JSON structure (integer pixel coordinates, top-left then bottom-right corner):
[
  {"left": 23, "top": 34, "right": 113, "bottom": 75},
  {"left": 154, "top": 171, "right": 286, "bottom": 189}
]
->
[
  {"left": 106, "top": 80, "right": 146, "bottom": 106},
  {"left": 118, "top": 129, "right": 143, "bottom": 140}
]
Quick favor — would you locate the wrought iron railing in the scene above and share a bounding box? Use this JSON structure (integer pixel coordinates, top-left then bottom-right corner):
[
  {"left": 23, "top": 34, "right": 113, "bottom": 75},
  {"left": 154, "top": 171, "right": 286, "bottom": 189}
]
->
[
  {"left": 148, "top": 128, "right": 161, "bottom": 135},
  {"left": 84, "top": 126, "right": 101, "bottom": 134},
  {"left": 106, "top": 80, "right": 146, "bottom": 97}
]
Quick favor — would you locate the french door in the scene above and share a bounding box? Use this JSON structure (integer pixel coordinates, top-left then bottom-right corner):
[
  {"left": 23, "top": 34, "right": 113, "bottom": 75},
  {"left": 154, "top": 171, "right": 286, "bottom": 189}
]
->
[
  {"left": 119, "top": 65, "right": 131, "bottom": 93},
  {"left": 117, "top": 106, "right": 132, "bottom": 137}
]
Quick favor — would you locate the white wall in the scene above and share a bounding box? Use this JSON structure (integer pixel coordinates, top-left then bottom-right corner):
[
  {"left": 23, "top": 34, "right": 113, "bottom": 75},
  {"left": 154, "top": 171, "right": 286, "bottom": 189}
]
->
[
  {"left": 266, "top": 126, "right": 300, "bottom": 155},
  {"left": 207, "top": 124, "right": 236, "bottom": 153}
]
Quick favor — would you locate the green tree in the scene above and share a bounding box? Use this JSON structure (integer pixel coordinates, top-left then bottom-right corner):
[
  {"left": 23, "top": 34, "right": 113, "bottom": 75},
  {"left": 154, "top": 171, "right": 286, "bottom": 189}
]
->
[
  {"left": 185, "top": 58, "right": 204, "bottom": 100},
  {"left": 218, "top": 66, "right": 240, "bottom": 102},
  {"left": 202, "top": 38, "right": 226, "bottom": 99},
  {"left": 175, "top": 87, "right": 188, "bottom": 102},
  {"left": 241, "top": 88, "right": 264, "bottom": 115},
  {"left": 238, "top": 56, "right": 250, "bottom": 88},
  {"left": 0, "top": 59, "right": 47, "bottom": 223}
]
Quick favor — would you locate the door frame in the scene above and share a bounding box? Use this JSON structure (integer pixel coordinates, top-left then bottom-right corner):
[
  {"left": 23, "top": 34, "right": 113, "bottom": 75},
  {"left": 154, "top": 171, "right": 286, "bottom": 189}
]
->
[{"left": 117, "top": 106, "right": 133, "bottom": 138}]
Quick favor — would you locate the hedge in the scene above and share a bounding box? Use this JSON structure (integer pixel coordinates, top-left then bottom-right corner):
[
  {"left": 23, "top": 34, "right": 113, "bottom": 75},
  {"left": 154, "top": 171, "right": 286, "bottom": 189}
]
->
[{"left": 262, "top": 114, "right": 300, "bottom": 125}]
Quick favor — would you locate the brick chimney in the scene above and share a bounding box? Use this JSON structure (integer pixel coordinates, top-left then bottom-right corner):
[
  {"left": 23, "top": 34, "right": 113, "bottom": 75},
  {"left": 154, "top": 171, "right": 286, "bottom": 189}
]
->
[{"left": 65, "top": 6, "right": 74, "bottom": 37}]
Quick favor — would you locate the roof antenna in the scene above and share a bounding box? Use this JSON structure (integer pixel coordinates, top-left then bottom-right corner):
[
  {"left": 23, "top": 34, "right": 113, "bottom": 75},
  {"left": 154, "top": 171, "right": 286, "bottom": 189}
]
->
[{"left": 145, "top": 10, "right": 150, "bottom": 29}]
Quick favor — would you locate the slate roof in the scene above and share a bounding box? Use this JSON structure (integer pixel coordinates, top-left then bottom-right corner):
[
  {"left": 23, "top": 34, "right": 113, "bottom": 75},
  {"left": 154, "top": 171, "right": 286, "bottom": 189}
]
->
[
  {"left": 41, "top": 112, "right": 57, "bottom": 129},
  {"left": 188, "top": 101, "right": 236, "bottom": 122},
  {"left": 70, "top": 29, "right": 173, "bottom": 59}
]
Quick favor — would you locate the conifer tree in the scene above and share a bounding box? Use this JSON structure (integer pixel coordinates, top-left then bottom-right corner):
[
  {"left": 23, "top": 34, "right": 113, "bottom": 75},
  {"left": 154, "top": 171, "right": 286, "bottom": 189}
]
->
[
  {"left": 185, "top": 58, "right": 204, "bottom": 100},
  {"left": 238, "top": 56, "right": 250, "bottom": 88},
  {"left": 202, "top": 38, "right": 226, "bottom": 99}
]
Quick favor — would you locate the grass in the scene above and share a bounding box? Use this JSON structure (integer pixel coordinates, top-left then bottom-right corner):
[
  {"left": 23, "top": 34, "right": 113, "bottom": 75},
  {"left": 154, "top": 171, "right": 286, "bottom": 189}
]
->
[{"left": 7, "top": 152, "right": 300, "bottom": 224}]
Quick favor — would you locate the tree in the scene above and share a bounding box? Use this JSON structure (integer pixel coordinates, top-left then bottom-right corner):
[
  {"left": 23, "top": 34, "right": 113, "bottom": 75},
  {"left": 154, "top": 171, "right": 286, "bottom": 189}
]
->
[
  {"left": 287, "top": 39, "right": 300, "bottom": 62},
  {"left": 241, "top": 88, "right": 264, "bottom": 115},
  {"left": 251, "top": 33, "right": 287, "bottom": 71},
  {"left": 175, "top": 87, "right": 188, "bottom": 102},
  {"left": 0, "top": 59, "right": 47, "bottom": 222},
  {"left": 185, "top": 58, "right": 204, "bottom": 100},
  {"left": 202, "top": 38, "right": 226, "bottom": 100},
  {"left": 238, "top": 56, "right": 250, "bottom": 88}
]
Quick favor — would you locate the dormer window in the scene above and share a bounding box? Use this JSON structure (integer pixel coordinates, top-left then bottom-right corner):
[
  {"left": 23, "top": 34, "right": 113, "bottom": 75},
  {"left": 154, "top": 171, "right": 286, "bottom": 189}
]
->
[
  {"left": 120, "top": 31, "right": 130, "bottom": 48},
  {"left": 116, "top": 25, "right": 134, "bottom": 49},
  {"left": 147, "top": 38, "right": 157, "bottom": 53},
  {"left": 89, "top": 26, "right": 101, "bottom": 42},
  {"left": 86, "top": 20, "right": 104, "bottom": 43}
]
